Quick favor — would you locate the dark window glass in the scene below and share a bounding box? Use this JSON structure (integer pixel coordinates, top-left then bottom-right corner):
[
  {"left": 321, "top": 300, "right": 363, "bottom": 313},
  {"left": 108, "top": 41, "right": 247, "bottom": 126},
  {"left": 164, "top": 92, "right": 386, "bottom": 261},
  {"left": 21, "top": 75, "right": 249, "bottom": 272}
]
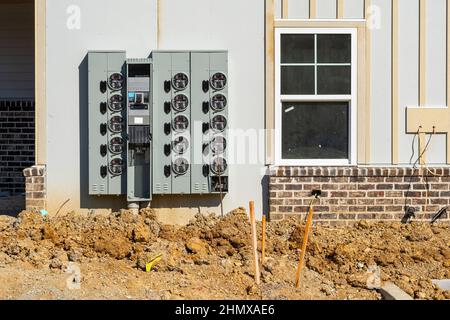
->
[
  {"left": 282, "top": 102, "right": 349, "bottom": 159},
  {"left": 281, "top": 66, "right": 315, "bottom": 95},
  {"left": 317, "top": 34, "right": 351, "bottom": 63},
  {"left": 317, "top": 66, "right": 351, "bottom": 94},
  {"left": 281, "top": 34, "right": 315, "bottom": 63}
]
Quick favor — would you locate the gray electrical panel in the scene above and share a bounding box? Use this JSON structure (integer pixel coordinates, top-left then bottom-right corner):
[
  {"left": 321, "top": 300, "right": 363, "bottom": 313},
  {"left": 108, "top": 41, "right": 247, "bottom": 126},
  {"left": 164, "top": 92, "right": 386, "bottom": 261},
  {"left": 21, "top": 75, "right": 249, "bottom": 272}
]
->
[
  {"left": 88, "top": 51, "right": 127, "bottom": 195},
  {"left": 126, "top": 59, "right": 152, "bottom": 201},
  {"left": 88, "top": 50, "right": 228, "bottom": 200}
]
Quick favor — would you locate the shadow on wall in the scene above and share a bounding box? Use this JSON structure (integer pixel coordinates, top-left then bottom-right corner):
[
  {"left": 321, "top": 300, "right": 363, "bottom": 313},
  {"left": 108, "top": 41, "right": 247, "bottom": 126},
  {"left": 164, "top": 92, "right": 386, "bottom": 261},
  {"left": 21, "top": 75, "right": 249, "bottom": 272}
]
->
[
  {"left": 261, "top": 173, "right": 269, "bottom": 220},
  {"left": 0, "top": 195, "right": 25, "bottom": 217}
]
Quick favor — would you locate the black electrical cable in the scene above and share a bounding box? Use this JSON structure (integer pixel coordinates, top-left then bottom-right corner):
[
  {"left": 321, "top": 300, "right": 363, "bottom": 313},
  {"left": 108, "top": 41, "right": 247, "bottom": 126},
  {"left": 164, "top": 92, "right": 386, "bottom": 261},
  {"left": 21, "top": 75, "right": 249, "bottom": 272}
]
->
[{"left": 403, "top": 129, "right": 435, "bottom": 222}]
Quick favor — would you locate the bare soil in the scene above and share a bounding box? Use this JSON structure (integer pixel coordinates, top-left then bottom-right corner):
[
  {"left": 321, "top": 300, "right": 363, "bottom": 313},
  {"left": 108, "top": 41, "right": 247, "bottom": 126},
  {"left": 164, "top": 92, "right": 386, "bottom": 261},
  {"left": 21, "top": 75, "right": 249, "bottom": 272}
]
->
[{"left": 0, "top": 209, "right": 449, "bottom": 300}]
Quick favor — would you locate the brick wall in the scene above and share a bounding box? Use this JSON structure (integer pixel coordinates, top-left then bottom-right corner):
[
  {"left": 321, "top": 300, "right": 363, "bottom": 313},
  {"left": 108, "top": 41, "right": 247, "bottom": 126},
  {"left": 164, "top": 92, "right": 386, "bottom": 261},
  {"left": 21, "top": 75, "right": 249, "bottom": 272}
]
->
[
  {"left": 0, "top": 100, "right": 35, "bottom": 195},
  {"left": 24, "top": 165, "right": 46, "bottom": 211},
  {"left": 269, "top": 167, "right": 450, "bottom": 225}
]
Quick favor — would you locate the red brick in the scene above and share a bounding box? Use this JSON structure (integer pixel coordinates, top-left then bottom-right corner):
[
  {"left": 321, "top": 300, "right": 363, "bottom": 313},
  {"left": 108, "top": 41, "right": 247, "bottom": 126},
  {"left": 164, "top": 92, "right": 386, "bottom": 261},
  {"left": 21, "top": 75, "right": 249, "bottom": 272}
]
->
[
  {"left": 285, "top": 184, "right": 303, "bottom": 191},
  {"left": 376, "top": 198, "right": 394, "bottom": 205},
  {"left": 349, "top": 206, "right": 367, "bottom": 212},
  {"left": 431, "top": 184, "right": 449, "bottom": 190},
  {"left": 277, "top": 192, "right": 293, "bottom": 198},
  {"left": 313, "top": 206, "right": 330, "bottom": 212},
  {"left": 330, "top": 206, "right": 349, "bottom": 212},
  {"left": 430, "top": 198, "right": 449, "bottom": 205},
  {"left": 385, "top": 206, "right": 403, "bottom": 212},
  {"left": 339, "top": 184, "right": 358, "bottom": 190},
  {"left": 339, "top": 213, "right": 357, "bottom": 220},
  {"left": 349, "top": 191, "right": 366, "bottom": 198},
  {"left": 367, "top": 206, "right": 384, "bottom": 212},
  {"left": 331, "top": 191, "right": 348, "bottom": 198},
  {"left": 358, "top": 184, "right": 376, "bottom": 190},
  {"left": 279, "top": 206, "right": 293, "bottom": 213},
  {"left": 357, "top": 199, "right": 375, "bottom": 205},
  {"left": 376, "top": 184, "right": 394, "bottom": 190},
  {"left": 284, "top": 199, "right": 303, "bottom": 206},
  {"left": 368, "top": 191, "right": 384, "bottom": 197},
  {"left": 322, "top": 184, "right": 339, "bottom": 190}
]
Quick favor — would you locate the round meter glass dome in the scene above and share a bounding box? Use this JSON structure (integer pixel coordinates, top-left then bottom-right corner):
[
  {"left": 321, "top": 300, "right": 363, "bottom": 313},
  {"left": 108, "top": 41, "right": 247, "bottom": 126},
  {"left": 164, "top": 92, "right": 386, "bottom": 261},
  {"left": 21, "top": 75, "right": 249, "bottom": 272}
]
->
[
  {"left": 210, "top": 136, "right": 227, "bottom": 154},
  {"left": 109, "top": 116, "right": 124, "bottom": 133},
  {"left": 109, "top": 94, "right": 124, "bottom": 112},
  {"left": 109, "top": 137, "right": 124, "bottom": 154},
  {"left": 172, "top": 136, "right": 189, "bottom": 154},
  {"left": 172, "top": 157, "right": 190, "bottom": 175},
  {"left": 172, "top": 73, "right": 189, "bottom": 91},
  {"left": 211, "top": 115, "right": 227, "bottom": 132},
  {"left": 211, "top": 157, "right": 227, "bottom": 175},
  {"left": 108, "top": 73, "right": 124, "bottom": 90},
  {"left": 172, "top": 115, "right": 189, "bottom": 133},
  {"left": 210, "top": 94, "right": 227, "bottom": 112},
  {"left": 109, "top": 158, "right": 124, "bottom": 175},
  {"left": 172, "top": 94, "right": 189, "bottom": 112},
  {"left": 210, "top": 72, "right": 227, "bottom": 91}
]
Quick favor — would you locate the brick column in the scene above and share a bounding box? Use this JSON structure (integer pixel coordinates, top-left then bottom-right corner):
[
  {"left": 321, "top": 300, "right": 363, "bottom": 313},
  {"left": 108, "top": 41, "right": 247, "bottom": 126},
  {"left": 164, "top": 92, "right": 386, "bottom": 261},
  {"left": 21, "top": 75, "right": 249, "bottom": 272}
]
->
[
  {"left": 269, "top": 167, "right": 450, "bottom": 225},
  {"left": 23, "top": 165, "right": 47, "bottom": 211}
]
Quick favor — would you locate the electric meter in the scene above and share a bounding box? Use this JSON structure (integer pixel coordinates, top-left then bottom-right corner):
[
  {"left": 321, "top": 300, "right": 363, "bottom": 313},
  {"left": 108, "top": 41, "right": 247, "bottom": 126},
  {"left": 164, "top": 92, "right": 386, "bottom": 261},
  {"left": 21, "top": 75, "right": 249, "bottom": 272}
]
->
[
  {"left": 211, "top": 157, "right": 228, "bottom": 175},
  {"left": 172, "top": 115, "right": 189, "bottom": 133},
  {"left": 109, "top": 94, "right": 124, "bottom": 112},
  {"left": 172, "top": 157, "right": 190, "bottom": 175},
  {"left": 108, "top": 73, "right": 124, "bottom": 90},
  {"left": 109, "top": 137, "right": 124, "bottom": 154},
  {"left": 172, "top": 73, "right": 189, "bottom": 91},
  {"left": 210, "top": 94, "right": 227, "bottom": 112},
  {"left": 109, "top": 115, "right": 124, "bottom": 133},
  {"left": 172, "top": 94, "right": 189, "bottom": 112},
  {"left": 210, "top": 72, "right": 227, "bottom": 91},
  {"left": 109, "top": 158, "right": 124, "bottom": 175},
  {"left": 210, "top": 115, "right": 227, "bottom": 132},
  {"left": 172, "top": 136, "right": 189, "bottom": 154},
  {"left": 210, "top": 136, "right": 227, "bottom": 154}
]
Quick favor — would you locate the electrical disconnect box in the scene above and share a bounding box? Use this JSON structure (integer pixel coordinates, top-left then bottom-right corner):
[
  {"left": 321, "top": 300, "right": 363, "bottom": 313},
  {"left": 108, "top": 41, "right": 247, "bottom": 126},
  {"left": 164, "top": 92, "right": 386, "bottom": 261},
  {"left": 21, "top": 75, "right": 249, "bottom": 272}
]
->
[{"left": 87, "top": 50, "right": 228, "bottom": 203}]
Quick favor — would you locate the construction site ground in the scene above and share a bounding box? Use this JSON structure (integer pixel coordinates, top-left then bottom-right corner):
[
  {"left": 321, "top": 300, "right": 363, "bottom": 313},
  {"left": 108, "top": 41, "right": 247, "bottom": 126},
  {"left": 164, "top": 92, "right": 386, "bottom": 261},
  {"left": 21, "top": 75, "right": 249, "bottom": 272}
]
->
[{"left": 0, "top": 209, "right": 449, "bottom": 300}]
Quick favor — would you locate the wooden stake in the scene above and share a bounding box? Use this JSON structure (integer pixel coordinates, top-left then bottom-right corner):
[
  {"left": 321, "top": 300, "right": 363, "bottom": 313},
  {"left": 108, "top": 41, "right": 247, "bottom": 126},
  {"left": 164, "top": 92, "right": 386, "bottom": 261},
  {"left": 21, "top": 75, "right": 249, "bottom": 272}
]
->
[
  {"left": 249, "top": 201, "right": 261, "bottom": 285},
  {"left": 261, "top": 215, "right": 267, "bottom": 266},
  {"left": 295, "top": 199, "right": 315, "bottom": 288}
]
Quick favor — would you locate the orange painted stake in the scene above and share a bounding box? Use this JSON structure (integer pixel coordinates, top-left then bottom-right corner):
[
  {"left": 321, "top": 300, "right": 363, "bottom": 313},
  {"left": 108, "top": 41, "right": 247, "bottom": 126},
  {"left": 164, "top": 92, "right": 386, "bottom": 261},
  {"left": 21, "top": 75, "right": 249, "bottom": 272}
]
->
[
  {"left": 295, "top": 199, "right": 316, "bottom": 289},
  {"left": 249, "top": 201, "right": 261, "bottom": 285},
  {"left": 261, "top": 215, "right": 267, "bottom": 266}
]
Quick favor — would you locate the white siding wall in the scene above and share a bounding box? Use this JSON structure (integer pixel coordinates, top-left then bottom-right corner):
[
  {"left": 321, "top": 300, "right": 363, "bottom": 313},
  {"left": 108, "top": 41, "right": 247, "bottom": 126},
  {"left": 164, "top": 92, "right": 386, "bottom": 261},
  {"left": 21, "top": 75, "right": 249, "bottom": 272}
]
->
[
  {"left": 424, "top": 0, "right": 447, "bottom": 164},
  {"left": 370, "top": 0, "right": 392, "bottom": 164},
  {"left": 288, "top": 0, "right": 310, "bottom": 19},
  {"left": 317, "top": 0, "right": 337, "bottom": 19},
  {"left": 344, "top": 0, "right": 365, "bottom": 19},
  {"left": 0, "top": 1, "right": 34, "bottom": 99},
  {"left": 398, "top": 0, "right": 419, "bottom": 165}
]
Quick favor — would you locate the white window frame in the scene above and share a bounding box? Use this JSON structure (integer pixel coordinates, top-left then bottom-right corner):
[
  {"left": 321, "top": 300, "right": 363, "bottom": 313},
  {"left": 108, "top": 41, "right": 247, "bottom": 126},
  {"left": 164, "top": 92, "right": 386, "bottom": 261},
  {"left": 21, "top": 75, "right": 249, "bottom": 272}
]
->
[{"left": 275, "top": 28, "right": 358, "bottom": 166}]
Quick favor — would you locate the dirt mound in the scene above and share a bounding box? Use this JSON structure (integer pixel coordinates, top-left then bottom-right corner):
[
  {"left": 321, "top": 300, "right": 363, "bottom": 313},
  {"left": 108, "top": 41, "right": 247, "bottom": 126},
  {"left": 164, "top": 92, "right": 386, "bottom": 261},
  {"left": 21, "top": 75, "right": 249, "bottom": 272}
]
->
[{"left": 0, "top": 208, "right": 449, "bottom": 300}]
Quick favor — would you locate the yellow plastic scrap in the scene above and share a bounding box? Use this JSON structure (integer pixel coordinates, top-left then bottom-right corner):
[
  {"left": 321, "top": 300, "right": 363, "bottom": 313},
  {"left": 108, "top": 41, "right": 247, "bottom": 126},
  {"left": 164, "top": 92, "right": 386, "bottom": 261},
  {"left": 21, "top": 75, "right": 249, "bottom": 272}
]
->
[{"left": 146, "top": 254, "right": 163, "bottom": 272}]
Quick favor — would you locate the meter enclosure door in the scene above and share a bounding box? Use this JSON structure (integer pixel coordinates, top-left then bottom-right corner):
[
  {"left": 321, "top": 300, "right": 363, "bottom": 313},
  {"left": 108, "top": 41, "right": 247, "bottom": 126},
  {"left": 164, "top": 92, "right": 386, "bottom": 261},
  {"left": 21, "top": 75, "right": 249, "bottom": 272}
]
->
[
  {"left": 152, "top": 52, "right": 191, "bottom": 195},
  {"left": 88, "top": 51, "right": 127, "bottom": 196},
  {"left": 126, "top": 59, "right": 152, "bottom": 202},
  {"left": 191, "top": 51, "right": 229, "bottom": 194}
]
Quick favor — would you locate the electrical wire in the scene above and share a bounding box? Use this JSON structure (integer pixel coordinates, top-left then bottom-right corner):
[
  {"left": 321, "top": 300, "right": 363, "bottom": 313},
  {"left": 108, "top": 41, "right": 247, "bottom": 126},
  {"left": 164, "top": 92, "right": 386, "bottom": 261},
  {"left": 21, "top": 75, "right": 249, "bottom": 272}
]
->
[{"left": 405, "top": 126, "right": 440, "bottom": 217}]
